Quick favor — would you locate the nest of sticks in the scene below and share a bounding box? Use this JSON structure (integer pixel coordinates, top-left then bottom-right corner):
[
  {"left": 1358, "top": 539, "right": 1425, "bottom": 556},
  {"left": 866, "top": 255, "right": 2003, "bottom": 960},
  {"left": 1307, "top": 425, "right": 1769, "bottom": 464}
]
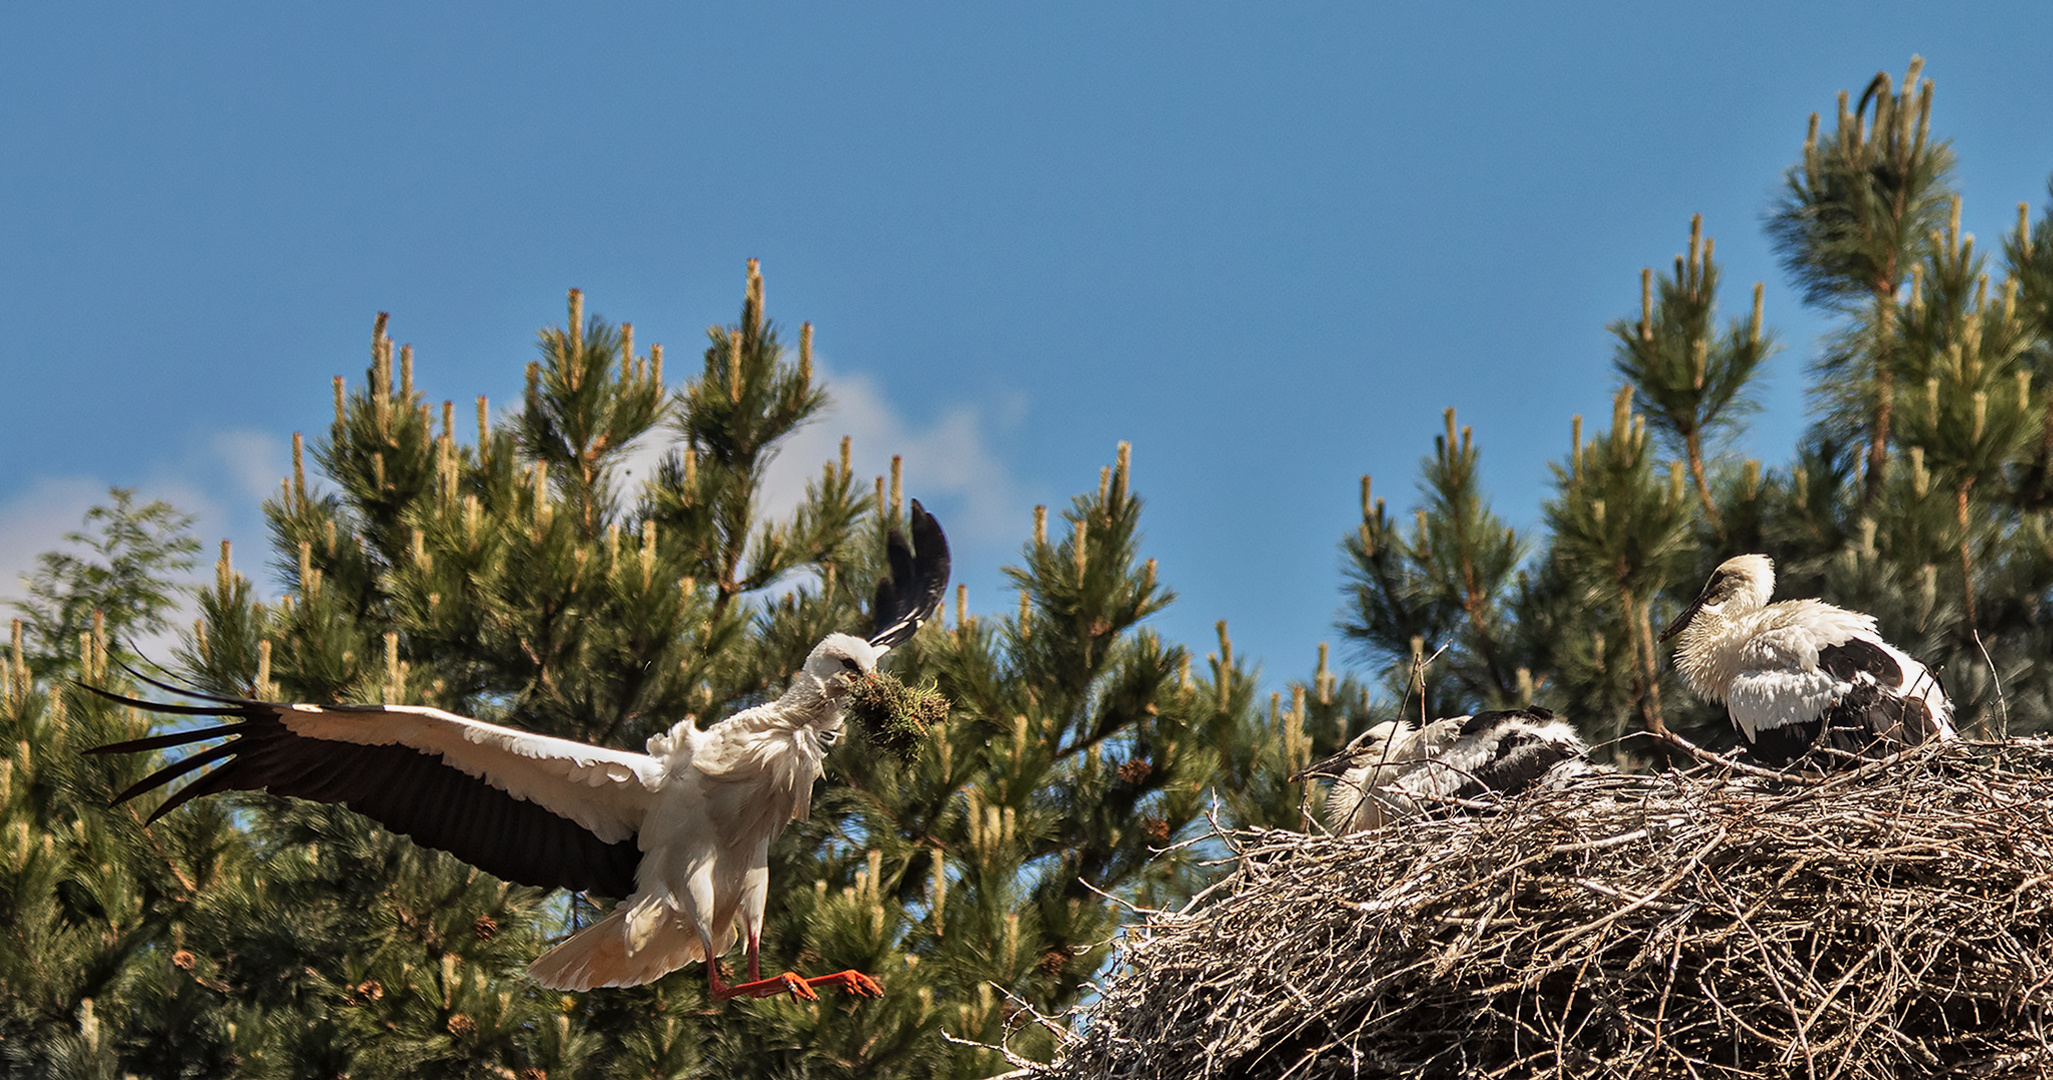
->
[{"left": 1027, "top": 739, "right": 2053, "bottom": 1080}]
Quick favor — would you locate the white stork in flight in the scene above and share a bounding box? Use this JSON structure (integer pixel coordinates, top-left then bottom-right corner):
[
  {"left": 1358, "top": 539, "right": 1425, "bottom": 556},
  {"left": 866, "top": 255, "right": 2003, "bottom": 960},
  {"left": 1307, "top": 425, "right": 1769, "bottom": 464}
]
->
[
  {"left": 1659, "top": 553, "right": 1954, "bottom": 767},
  {"left": 1290, "top": 706, "right": 1592, "bottom": 833},
  {"left": 90, "top": 503, "right": 950, "bottom": 1001}
]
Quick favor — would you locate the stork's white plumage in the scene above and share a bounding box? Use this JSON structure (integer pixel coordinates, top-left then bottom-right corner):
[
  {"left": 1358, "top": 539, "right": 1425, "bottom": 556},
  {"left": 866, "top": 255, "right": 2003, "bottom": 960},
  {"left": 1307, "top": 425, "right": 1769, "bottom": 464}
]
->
[
  {"left": 1660, "top": 553, "right": 1954, "bottom": 767},
  {"left": 90, "top": 503, "right": 950, "bottom": 1001},
  {"left": 1291, "top": 706, "right": 1593, "bottom": 833}
]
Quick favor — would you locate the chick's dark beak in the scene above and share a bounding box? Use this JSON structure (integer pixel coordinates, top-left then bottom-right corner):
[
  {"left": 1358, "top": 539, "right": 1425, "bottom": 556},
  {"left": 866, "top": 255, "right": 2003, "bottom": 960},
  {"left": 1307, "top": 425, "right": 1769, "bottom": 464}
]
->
[
  {"left": 1658, "top": 594, "right": 1706, "bottom": 643},
  {"left": 1290, "top": 748, "right": 1357, "bottom": 785}
]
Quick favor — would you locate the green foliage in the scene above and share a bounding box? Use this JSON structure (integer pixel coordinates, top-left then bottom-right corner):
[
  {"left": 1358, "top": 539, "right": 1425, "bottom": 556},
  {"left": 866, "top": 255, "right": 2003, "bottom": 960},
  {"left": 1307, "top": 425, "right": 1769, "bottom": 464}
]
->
[
  {"left": 10, "top": 54, "right": 2053, "bottom": 1077},
  {"left": 1535, "top": 388, "right": 1698, "bottom": 747},
  {"left": 1767, "top": 58, "right": 1955, "bottom": 313},
  {"left": 1338, "top": 57, "right": 2053, "bottom": 764},
  {"left": 0, "top": 628, "right": 272, "bottom": 1078},
  {"left": 1768, "top": 58, "right": 1959, "bottom": 499},
  {"left": 8, "top": 489, "right": 198, "bottom": 678},
  {"left": 1340, "top": 409, "right": 1525, "bottom": 721},
  {"left": 1610, "top": 214, "right": 1775, "bottom": 536},
  {"left": 845, "top": 670, "right": 948, "bottom": 762},
  {"left": 2011, "top": 184, "right": 2053, "bottom": 372},
  {"left": 27, "top": 265, "right": 1263, "bottom": 1077}
]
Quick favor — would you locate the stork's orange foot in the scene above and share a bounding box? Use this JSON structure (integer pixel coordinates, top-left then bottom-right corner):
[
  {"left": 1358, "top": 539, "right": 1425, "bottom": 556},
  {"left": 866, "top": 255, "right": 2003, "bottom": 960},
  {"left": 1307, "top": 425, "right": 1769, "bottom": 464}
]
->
[
  {"left": 805, "top": 970, "right": 884, "bottom": 998},
  {"left": 713, "top": 971, "right": 820, "bottom": 1001},
  {"left": 776, "top": 972, "right": 821, "bottom": 1000}
]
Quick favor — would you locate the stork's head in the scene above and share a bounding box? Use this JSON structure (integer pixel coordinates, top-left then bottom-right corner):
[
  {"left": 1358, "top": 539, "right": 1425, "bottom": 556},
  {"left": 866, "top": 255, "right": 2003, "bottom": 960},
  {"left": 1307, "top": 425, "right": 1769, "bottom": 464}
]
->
[
  {"left": 1659, "top": 553, "right": 1775, "bottom": 643},
  {"left": 803, "top": 633, "right": 886, "bottom": 700},
  {"left": 1289, "top": 720, "right": 1413, "bottom": 783}
]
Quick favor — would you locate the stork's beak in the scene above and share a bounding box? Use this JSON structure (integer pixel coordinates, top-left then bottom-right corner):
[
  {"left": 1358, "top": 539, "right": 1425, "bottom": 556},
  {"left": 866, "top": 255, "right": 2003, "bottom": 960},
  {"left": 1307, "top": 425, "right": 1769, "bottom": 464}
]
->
[
  {"left": 1658, "top": 594, "right": 1706, "bottom": 643},
  {"left": 1289, "top": 748, "right": 1356, "bottom": 784}
]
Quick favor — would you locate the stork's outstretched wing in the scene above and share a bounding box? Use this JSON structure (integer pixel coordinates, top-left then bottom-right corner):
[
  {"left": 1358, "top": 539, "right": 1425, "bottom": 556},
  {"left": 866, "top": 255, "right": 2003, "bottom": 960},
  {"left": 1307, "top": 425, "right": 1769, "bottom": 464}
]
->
[
  {"left": 86, "top": 673, "right": 662, "bottom": 897},
  {"left": 869, "top": 499, "right": 950, "bottom": 650}
]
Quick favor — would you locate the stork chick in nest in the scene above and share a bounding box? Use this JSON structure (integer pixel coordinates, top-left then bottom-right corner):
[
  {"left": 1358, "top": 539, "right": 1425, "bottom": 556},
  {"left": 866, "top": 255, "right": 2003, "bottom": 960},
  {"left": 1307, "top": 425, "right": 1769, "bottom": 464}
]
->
[
  {"left": 1660, "top": 553, "right": 1954, "bottom": 767},
  {"left": 1291, "top": 706, "right": 1593, "bottom": 833}
]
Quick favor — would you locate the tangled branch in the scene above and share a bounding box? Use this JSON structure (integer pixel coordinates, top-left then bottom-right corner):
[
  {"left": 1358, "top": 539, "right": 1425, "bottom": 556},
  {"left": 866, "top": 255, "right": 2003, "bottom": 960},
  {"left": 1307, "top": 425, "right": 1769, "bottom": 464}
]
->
[{"left": 1026, "top": 740, "right": 2053, "bottom": 1079}]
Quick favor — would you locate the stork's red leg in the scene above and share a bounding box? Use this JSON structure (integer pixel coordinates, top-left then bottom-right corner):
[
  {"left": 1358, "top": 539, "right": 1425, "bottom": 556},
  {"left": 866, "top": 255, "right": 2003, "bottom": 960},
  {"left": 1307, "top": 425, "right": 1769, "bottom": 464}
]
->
[
  {"left": 802, "top": 970, "right": 883, "bottom": 997},
  {"left": 706, "top": 932, "right": 817, "bottom": 1006},
  {"left": 705, "top": 933, "right": 880, "bottom": 1002},
  {"left": 707, "top": 935, "right": 817, "bottom": 1001},
  {"left": 712, "top": 969, "right": 818, "bottom": 1001}
]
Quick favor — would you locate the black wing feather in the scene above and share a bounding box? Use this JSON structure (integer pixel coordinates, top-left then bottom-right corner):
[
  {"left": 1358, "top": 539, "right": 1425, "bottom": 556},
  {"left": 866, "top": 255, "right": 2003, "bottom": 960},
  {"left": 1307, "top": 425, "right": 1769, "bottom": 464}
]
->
[
  {"left": 1452, "top": 730, "right": 1581, "bottom": 801},
  {"left": 83, "top": 685, "right": 641, "bottom": 898},
  {"left": 112, "top": 741, "right": 241, "bottom": 806},
  {"left": 1739, "top": 639, "right": 1945, "bottom": 767},
  {"left": 1815, "top": 639, "right": 1903, "bottom": 687},
  {"left": 94, "top": 722, "right": 248, "bottom": 756},
  {"left": 870, "top": 499, "right": 952, "bottom": 649},
  {"left": 1754, "top": 685, "right": 1934, "bottom": 767}
]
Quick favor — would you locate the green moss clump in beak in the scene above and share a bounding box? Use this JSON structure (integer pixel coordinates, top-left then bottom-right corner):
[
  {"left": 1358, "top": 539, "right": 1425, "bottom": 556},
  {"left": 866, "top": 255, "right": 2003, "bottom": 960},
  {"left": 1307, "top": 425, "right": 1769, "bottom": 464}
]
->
[{"left": 845, "top": 670, "right": 949, "bottom": 763}]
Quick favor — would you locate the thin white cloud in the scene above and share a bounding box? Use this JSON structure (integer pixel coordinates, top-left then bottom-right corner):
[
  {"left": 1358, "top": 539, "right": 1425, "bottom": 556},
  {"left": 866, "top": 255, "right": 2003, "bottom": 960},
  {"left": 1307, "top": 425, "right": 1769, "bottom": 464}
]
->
[
  {"left": 205, "top": 428, "right": 290, "bottom": 507},
  {"left": 612, "top": 361, "right": 1027, "bottom": 546},
  {"left": 0, "top": 476, "right": 111, "bottom": 608},
  {"left": 0, "top": 427, "right": 285, "bottom": 660},
  {"left": 760, "top": 364, "right": 1023, "bottom": 544}
]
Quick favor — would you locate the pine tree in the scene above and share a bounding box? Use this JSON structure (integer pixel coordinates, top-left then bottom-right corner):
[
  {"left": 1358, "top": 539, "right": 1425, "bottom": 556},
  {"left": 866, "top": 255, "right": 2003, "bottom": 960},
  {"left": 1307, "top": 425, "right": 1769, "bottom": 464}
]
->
[
  {"left": 2004, "top": 189, "right": 2053, "bottom": 509},
  {"left": 1339, "top": 409, "right": 1528, "bottom": 722},
  {"left": 92, "top": 266, "right": 1269, "bottom": 1077},
  {"left": 1610, "top": 214, "right": 1775, "bottom": 538},
  {"left": 1529, "top": 388, "right": 1697, "bottom": 749},
  {"left": 1768, "top": 56, "right": 1956, "bottom": 501},
  {"left": 2, "top": 495, "right": 279, "bottom": 1078},
  {"left": 1601, "top": 216, "right": 1783, "bottom": 748},
  {"left": 9, "top": 490, "right": 198, "bottom": 678}
]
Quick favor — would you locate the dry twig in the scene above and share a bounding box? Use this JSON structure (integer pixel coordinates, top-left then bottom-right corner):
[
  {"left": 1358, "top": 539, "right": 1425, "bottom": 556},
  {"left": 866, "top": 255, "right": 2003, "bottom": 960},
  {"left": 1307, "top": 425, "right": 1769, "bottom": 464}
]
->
[{"left": 1019, "top": 739, "right": 2053, "bottom": 1079}]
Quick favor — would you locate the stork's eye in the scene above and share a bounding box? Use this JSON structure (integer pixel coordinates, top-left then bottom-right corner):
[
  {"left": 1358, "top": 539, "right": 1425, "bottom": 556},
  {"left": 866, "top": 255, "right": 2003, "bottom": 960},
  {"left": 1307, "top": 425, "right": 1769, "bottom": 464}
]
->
[
  {"left": 818, "top": 730, "right": 840, "bottom": 745},
  {"left": 839, "top": 657, "right": 862, "bottom": 672}
]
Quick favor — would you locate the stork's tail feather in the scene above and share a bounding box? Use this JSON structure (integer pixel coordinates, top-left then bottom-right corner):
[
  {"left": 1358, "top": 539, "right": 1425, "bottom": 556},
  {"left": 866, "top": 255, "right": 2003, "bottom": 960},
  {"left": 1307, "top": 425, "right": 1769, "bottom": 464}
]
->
[
  {"left": 868, "top": 500, "right": 951, "bottom": 650},
  {"left": 528, "top": 905, "right": 707, "bottom": 991}
]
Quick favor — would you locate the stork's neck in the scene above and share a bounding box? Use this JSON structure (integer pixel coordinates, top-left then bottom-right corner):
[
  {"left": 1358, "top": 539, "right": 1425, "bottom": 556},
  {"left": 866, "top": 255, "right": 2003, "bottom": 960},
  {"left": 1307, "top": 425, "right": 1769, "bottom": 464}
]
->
[
  {"left": 775, "top": 671, "right": 848, "bottom": 731},
  {"left": 1671, "top": 602, "right": 1762, "bottom": 703}
]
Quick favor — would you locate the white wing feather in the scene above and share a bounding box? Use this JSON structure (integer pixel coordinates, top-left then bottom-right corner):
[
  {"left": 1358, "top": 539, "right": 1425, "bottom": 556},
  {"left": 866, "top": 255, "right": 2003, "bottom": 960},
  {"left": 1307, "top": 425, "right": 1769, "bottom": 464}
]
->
[
  {"left": 1723, "top": 605, "right": 1881, "bottom": 738},
  {"left": 1726, "top": 667, "right": 1840, "bottom": 739},
  {"left": 275, "top": 704, "right": 663, "bottom": 843}
]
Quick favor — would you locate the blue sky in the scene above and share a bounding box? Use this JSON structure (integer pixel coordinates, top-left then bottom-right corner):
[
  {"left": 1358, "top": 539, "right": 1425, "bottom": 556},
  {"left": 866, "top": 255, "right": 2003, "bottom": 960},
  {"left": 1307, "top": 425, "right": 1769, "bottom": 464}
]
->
[{"left": 5, "top": 3, "right": 2051, "bottom": 695}]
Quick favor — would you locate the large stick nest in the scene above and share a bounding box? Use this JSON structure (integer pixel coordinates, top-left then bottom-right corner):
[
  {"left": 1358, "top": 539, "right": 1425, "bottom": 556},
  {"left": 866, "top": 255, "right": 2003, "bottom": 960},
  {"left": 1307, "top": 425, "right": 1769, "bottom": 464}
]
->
[{"left": 1030, "top": 740, "right": 2053, "bottom": 1079}]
